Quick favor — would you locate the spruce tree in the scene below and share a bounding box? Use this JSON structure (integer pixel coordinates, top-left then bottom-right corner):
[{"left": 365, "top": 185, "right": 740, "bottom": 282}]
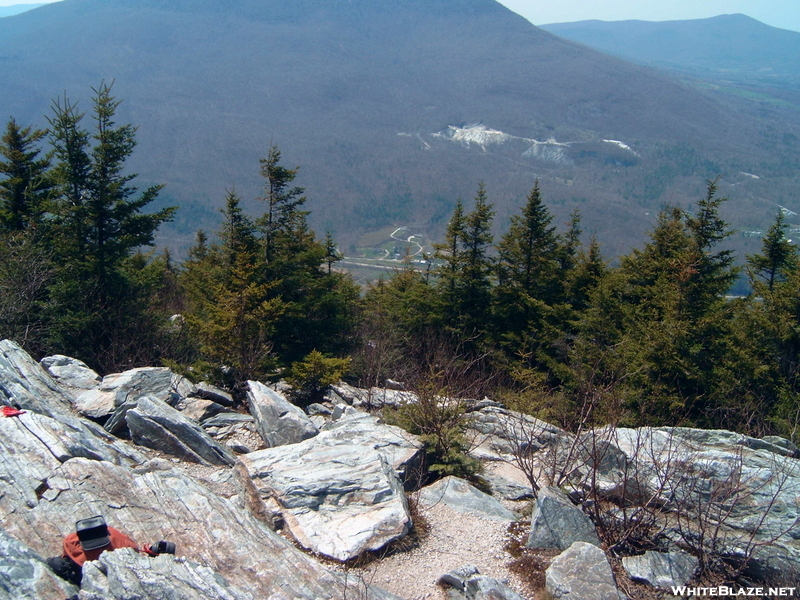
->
[
  {"left": 747, "top": 211, "right": 798, "bottom": 292},
  {"left": 0, "top": 118, "right": 51, "bottom": 232},
  {"left": 613, "top": 182, "right": 739, "bottom": 426},
  {"left": 183, "top": 192, "right": 282, "bottom": 390},
  {"left": 45, "top": 83, "right": 175, "bottom": 369}
]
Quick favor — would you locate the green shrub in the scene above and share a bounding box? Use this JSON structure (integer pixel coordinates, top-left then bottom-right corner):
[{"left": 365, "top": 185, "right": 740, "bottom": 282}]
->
[{"left": 287, "top": 350, "right": 350, "bottom": 400}]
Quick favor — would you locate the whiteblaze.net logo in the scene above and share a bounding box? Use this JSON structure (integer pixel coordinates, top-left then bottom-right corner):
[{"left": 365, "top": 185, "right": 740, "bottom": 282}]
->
[{"left": 671, "top": 587, "right": 797, "bottom": 597}]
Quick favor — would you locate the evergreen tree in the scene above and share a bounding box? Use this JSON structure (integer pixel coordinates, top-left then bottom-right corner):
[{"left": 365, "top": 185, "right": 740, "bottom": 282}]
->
[
  {"left": 257, "top": 145, "right": 307, "bottom": 266},
  {"left": 0, "top": 118, "right": 51, "bottom": 232},
  {"left": 612, "top": 182, "right": 739, "bottom": 426},
  {"left": 45, "top": 84, "right": 175, "bottom": 369},
  {"left": 434, "top": 197, "right": 465, "bottom": 321},
  {"left": 492, "top": 182, "right": 563, "bottom": 370},
  {"left": 255, "top": 146, "right": 356, "bottom": 364},
  {"left": 495, "top": 182, "right": 560, "bottom": 300},
  {"left": 747, "top": 211, "right": 798, "bottom": 292},
  {"left": 183, "top": 192, "right": 283, "bottom": 391},
  {"left": 323, "top": 231, "right": 341, "bottom": 275},
  {"left": 435, "top": 183, "right": 494, "bottom": 335}
]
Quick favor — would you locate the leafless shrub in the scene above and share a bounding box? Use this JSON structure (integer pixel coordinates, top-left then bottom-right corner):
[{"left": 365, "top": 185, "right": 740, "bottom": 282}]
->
[{"left": 669, "top": 445, "right": 800, "bottom": 582}]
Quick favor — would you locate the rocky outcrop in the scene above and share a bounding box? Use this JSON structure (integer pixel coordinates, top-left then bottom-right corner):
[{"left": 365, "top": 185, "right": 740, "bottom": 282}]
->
[
  {"left": 438, "top": 564, "right": 525, "bottom": 600},
  {"left": 418, "top": 476, "right": 516, "bottom": 521},
  {"left": 0, "top": 342, "right": 398, "bottom": 600},
  {"left": 79, "top": 548, "right": 251, "bottom": 600},
  {"left": 467, "top": 405, "right": 568, "bottom": 458},
  {"left": 242, "top": 441, "right": 411, "bottom": 561},
  {"left": 319, "top": 410, "right": 424, "bottom": 481},
  {"left": 527, "top": 487, "right": 601, "bottom": 551},
  {"left": 609, "top": 427, "right": 800, "bottom": 573},
  {"left": 126, "top": 396, "right": 236, "bottom": 466},
  {"left": 0, "top": 339, "right": 75, "bottom": 418},
  {"left": 246, "top": 380, "right": 318, "bottom": 447},
  {"left": 74, "top": 367, "right": 176, "bottom": 419},
  {"left": 622, "top": 550, "right": 698, "bottom": 589},
  {"left": 546, "top": 542, "right": 623, "bottom": 600},
  {"left": 0, "top": 527, "right": 79, "bottom": 599},
  {"left": 40, "top": 354, "right": 101, "bottom": 390}
]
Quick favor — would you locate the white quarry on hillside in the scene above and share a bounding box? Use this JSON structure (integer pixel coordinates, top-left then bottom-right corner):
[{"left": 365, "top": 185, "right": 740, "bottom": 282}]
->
[
  {"left": 431, "top": 124, "right": 525, "bottom": 150},
  {"left": 602, "top": 139, "right": 640, "bottom": 156},
  {"left": 522, "top": 139, "right": 572, "bottom": 165}
]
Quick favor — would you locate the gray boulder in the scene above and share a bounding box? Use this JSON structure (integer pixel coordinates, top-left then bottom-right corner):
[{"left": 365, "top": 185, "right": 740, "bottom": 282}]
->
[
  {"left": 0, "top": 527, "right": 79, "bottom": 599},
  {"left": 40, "top": 354, "right": 101, "bottom": 390},
  {"left": 241, "top": 442, "right": 411, "bottom": 561},
  {"left": 482, "top": 470, "right": 535, "bottom": 501},
  {"left": 466, "top": 405, "right": 569, "bottom": 459},
  {"left": 74, "top": 367, "right": 175, "bottom": 419},
  {"left": 527, "top": 486, "right": 601, "bottom": 551},
  {"left": 612, "top": 427, "right": 800, "bottom": 572},
  {"left": 546, "top": 542, "right": 624, "bottom": 600},
  {"left": 418, "top": 476, "right": 517, "bottom": 521},
  {"left": 0, "top": 339, "right": 75, "bottom": 418},
  {"left": 126, "top": 396, "right": 236, "bottom": 466},
  {"left": 178, "top": 397, "right": 231, "bottom": 422},
  {"left": 329, "top": 382, "right": 417, "bottom": 408},
  {"left": 622, "top": 550, "right": 698, "bottom": 588},
  {"left": 439, "top": 564, "right": 525, "bottom": 600},
  {"left": 171, "top": 372, "right": 197, "bottom": 399},
  {"left": 79, "top": 548, "right": 251, "bottom": 600},
  {"left": 318, "top": 409, "right": 424, "bottom": 481},
  {"left": 191, "top": 381, "right": 234, "bottom": 407},
  {"left": 246, "top": 380, "right": 318, "bottom": 447}
]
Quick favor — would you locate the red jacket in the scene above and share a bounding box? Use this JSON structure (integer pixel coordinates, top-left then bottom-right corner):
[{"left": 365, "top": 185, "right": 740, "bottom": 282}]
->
[{"left": 62, "top": 526, "right": 139, "bottom": 566}]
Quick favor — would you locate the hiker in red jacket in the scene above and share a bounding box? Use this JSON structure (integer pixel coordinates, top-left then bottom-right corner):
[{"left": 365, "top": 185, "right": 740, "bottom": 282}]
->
[{"left": 47, "top": 515, "right": 175, "bottom": 587}]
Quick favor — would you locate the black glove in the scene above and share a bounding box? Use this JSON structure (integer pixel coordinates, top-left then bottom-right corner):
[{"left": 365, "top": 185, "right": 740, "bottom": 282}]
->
[{"left": 150, "top": 540, "right": 176, "bottom": 555}]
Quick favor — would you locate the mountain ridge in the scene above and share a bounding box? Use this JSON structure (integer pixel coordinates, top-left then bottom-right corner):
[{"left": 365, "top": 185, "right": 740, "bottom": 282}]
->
[{"left": 0, "top": 0, "right": 798, "bottom": 256}]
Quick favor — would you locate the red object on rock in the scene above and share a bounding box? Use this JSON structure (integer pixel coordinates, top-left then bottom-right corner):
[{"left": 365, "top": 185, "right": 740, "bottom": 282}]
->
[
  {"left": 63, "top": 527, "right": 140, "bottom": 566},
  {"left": 2, "top": 406, "right": 25, "bottom": 417}
]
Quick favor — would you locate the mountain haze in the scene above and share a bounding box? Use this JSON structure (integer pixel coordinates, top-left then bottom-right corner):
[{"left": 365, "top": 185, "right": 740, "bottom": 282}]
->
[
  {"left": 1, "top": 0, "right": 798, "bottom": 256},
  {"left": 0, "top": 3, "right": 45, "bottom": 18},
  {"left": 541, "top": 14, "right": 800, "bottom": 89}
]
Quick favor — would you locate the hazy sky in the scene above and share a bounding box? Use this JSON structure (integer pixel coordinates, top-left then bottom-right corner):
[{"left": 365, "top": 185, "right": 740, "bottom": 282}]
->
[
  {"left": 2, "top": 0, "right": 798, "bottom": 33},
  {"left": 498, "top": 0, "right": 800, "bottom": 32}
]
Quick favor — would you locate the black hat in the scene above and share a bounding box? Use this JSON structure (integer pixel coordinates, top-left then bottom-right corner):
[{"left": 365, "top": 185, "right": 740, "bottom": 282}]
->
[{"left": 76, "top": 516, "right": 110, "bottom": 551}]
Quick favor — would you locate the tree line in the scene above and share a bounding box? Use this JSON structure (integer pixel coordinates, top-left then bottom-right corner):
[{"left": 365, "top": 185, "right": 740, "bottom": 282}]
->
[{"left": 2, "top": 85, "right": 799, "bottom": 440}]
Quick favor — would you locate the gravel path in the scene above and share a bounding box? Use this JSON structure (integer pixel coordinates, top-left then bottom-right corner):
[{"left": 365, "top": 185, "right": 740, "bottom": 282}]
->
[{"left": 347, "top": 501, "right": 536, "bottom": 600}]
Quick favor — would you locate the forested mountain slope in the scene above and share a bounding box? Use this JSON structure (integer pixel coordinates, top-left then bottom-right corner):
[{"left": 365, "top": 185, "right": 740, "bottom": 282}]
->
[{"left": 0, "top": 0, "right": 798, "bottom": 255}]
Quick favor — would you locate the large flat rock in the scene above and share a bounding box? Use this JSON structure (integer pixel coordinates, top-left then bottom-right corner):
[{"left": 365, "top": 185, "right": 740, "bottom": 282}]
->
[
  {"left": 242, "top": 442, "right": 411, "bottom": 561},
  {"left": 241, "top": 410, "right": 421, "bottom": 560},
  {"left": 610, "top": 427, "right": 800, "bottom": 572},
  {"left": 80, "top": 548, "right": 251, "bottom": 600},
  {"left": 418, "top": 476, "right": 516, "bottom": 521},
  {"left": 319, "top": 410, "right": 424, "bottom": 481}
]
